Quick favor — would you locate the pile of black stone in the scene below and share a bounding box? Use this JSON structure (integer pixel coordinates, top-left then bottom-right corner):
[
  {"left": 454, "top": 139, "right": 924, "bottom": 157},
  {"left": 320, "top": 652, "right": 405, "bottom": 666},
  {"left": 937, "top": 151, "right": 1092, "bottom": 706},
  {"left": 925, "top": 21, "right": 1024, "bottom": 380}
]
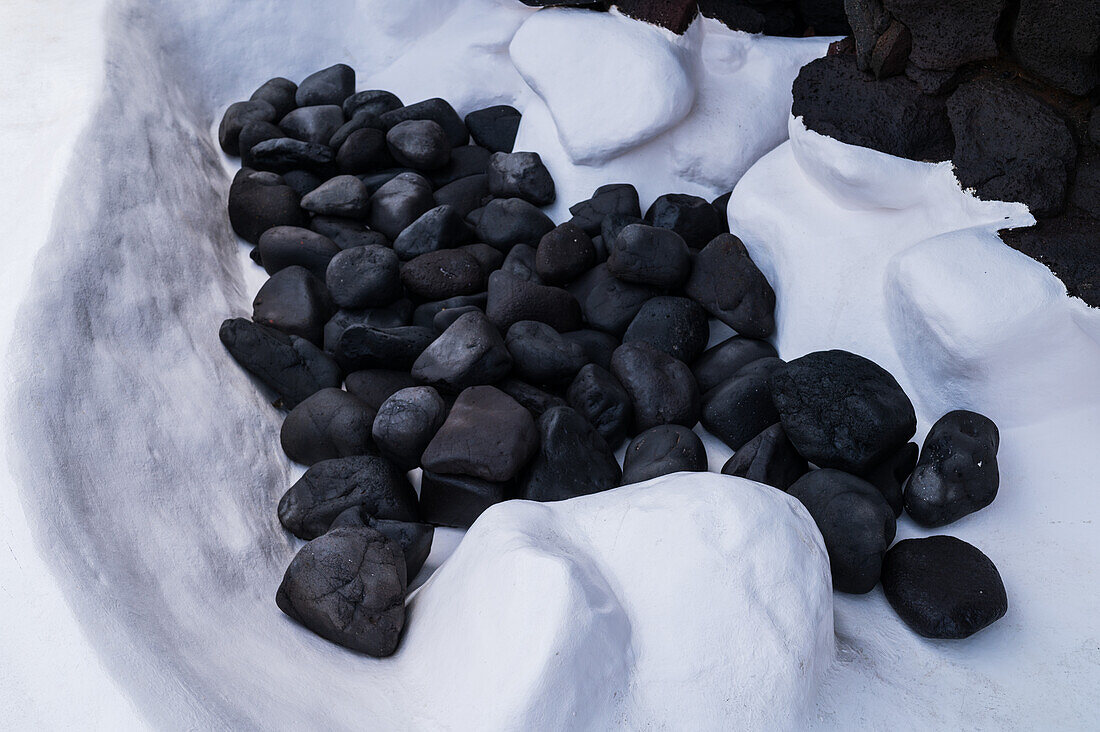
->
[
  {"left": 218, "top": 62, "right": 1007, "bottom": 657},
  {"left": 791, "top": 0, "right": 1099, "bottom": 305}
]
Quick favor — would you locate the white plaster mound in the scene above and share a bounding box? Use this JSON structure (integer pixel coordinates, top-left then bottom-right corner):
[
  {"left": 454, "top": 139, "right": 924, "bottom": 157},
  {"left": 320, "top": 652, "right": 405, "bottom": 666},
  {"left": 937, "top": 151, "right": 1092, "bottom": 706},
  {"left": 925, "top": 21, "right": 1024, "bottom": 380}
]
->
[
  {"left": 731, "top": 118, "right": 1100, "bottom": 729},
  {"left": 3, "top": 0, "right": 1100, "bottom": 729},
  {"left": 399, "top": 473, "right": 833, "bottom": 730}
]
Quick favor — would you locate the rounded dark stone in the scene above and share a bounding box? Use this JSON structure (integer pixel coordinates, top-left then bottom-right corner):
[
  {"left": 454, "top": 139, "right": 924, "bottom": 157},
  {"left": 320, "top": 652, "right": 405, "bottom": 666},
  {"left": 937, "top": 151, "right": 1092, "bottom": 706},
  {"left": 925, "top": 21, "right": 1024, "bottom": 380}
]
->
[
  {"left": 343, "top": 89, "right": 403, "bottom": 120},
  {"left": 219, "top": 99, "right": 277, "bottom": 156},
  {"left": 571, "top": 263, "right": 653, "bottom": 337},
  {"left": 770, "top": 350, "right": 917, "bottom": 476},
  {"left": 250, "top": 77, "right": 297, "bottom": 119},
  {"left": 227, "top": 168, "right": 307, "bottom": 243},
  {"left": 562, "top": 329, "right": 618, "bottom": 371},
  {"left": 323, "top": 303, "right": 413, "bottom": 352},
  {"left": 337, "top": 127, "right": 391, "bottom": 174},
  {"left": 325, "top": 245, "right": 402, "bottom": 309},
  {"left": 505, "top": 320, "right": 588, "bottom": 386},
  {"left": 238, "top": 121, "right": 286, "bottom": 168},
  {"left": 411, "top": 311, "right": 512, "bottom": 392},
  {"left": 498, "top": 379, "right": 568, "bottom": 417},
  {"left": 882, "top": 536, "right": 1008, "bottom": 639},
  {"left": 400, "top": 249, "right": 487, "bottom": 301},
  {"left": 252, "top": 265, "right": 333, "bottom": 346},
  {"left": 386, "top": 119, "right": 452, "bottom": 171},
  {"left": 601, "top": 212, "right": 644, "bottom": 247},
  {"left": 692, "top": 336, "right": 778, "bottom": 394},
  {"left": 427, "top": 144, "right": 491, "bottom": 187},
  {"left": 865, "top": 441, "right": 918, "bottom": 517},
  {"left": 279, "top": 388, "right": 377, "bottom": 466},
  {"left": 278, "top": 454, "right": 419, "bottom": 539},
  {"left": 622, "top": 425, "right": 707, "bottom": 485},
  {"left": 248, "top": 137, "right": 335, "bottom": 174},
  {"left": 644, "top": 193, "right": 723, "bottom": 249},
  {"left": 904, "top": 410, "right": 1000, "bottom": 527},
  {"left": 720, "top": 423, "right": 808, "bottom": 491},
  {"left": 371, "top": 386, "right": 448, "bottom": 470},
  {"left": 623, "top": 296, "right": 709, "bottom": 363},
  {"left": 219, "top": 317, "right": 342, "bottom": 410},
  {"left": 684, "top": 233, "right": 776, "bottom": 338},
  {"left": 788, "top": 469, "right": 897, "bottom": 594},
  {"left": 300, "top": 175, "right": 370, "bottom": 219},
  {"left": 487, "top": 151, "right": 555, "bottom": 206},
  {"left": 412, "top": 294, "right": 487, "bottom": 330},
  {"left": 433, "top": 304, "right": 482, "bottom": 332},
  {"left": 295, "top": 64, "right": 355, "bottom": 107},
  {"left": 393, "top": 204, "right": 472, "bottom": 260},
  {"left": 329, "top": 108, "right": 382, "bottom": 150},
  {"left": 568, "top": 183, "right": 641, "bottom": 235},
  {"left": 607, "top": 223, "right": 691, "bottom": 290},
  {"left": 280, "top": 169, "right": 324, "bottom": 197},
  {"left": 518, "top": 406, "right": 622, "bottom": 502},
  {"left": 535, "top": 222, "right": 596, "bottom": 284},
  {"left": 334, "top": 324, "right": 437, "bottom": 371},
  {"left": 420, "top": 385, "right": 539, "bottom": 482},
  {"left": 344, "top": 369, "right": 419, "bottom": 411},
  {"left": 701, "top": 358, "right": 783, "bottom": 451},
  {"left": 279, "top": 104, "right": 345, "bottom": 145},
  {"left": 486, "top": 270, "right": 583, "bottom": 333},
  {"left": 368, "top": 172, "right": 436, "bottom": 240},
  {"left": 380, "top": 98, "right": 469, "bottom": 147},
  {"left": 433, "top": 173, "right": 490, "bottom": 218},
  {"left": 419, "top": 471, "right": 512, "bottom": 529},
  {"left": 464, "top": 105, "right": 521, "bottom": 153},
  {"left": 331, "top": 509, "right": 434, "bottom": 582},
  {"left": 257, "top": 226, "right": 340, "bottom": 280},
  {"left": 501, "top": 243, "right": 541, "bottom": 283},
  {"left": 610, "top": 342, "right": 700, "bottom": 434},
  {"left": 276, "top": 526, "right": 405, "bottom": 657},
  {"left": 475, "top": 197, "right": 555, "bottom": 251}
]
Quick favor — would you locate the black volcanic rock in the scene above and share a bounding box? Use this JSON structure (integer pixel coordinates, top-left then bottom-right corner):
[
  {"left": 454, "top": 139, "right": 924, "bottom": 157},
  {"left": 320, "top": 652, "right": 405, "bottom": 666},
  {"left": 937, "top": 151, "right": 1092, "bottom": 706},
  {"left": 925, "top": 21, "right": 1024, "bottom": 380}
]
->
[
  {"left": 644, "top": 193, "right": 723, "bottom": 249},
  {"left": 505, "top": 320, "right": 588, "bottom": 386},
  {"left": 295, "top": 64, "right": 355, "bottom": 107},
  {"left": 252, "top": 265, "right": 333, "bottom": 346},
  {"left": 336, "top": 128, "right": 391, "bottom": 175},
  {"left": 258, "top": 226, "right": 340, "bottom": 280},
  {"left": 344, "top": 369, "right": 419, "bottom": 411},
  {"left": 344, "top": 90, "right": 403, "bottom": 120},
  {"left": 380, "top": 98, "right": 469, "bottom": 148},
  {"left": 278, "top": 455, "right": 419, "bottom": 539},
  {"left": 684, "top": 234, "right": 776, "bottom": 339},
  {"left": 518, "top": 406, "right": 622, "bottom": 502},
  {"left": 401, "top": 248, "right": 488, "bottom": 301},
  {"left": 865, "top": 441, "right": 918, "bottom": 517},
  {"left": 622, "top": 424, "right": 707, "bottom": 484},
  {"left": 475, "top": 197, "right": 555, "bottom": 251},
  {"left": 433, "top": 173, "right": 490, "bottom": 218},
  {"left": 280, "top": 104, "right": 344, "bottom": 146},
  {"left": 276, "top": 526, "right": 405, "bottom": 657},
  {"left": 611, "top": 342, "right": 700, "bottom": 433},
  {"left": 301, "top": 175, "right": 370, "bottom": 219},
  {"left": 692, "top": 336, "right": 778, "bottom": 394},
  {"left": 568, "top": 183, "right": 641, "bottom": 234},
  {"left": 249, "top": 137, "right": 335, "bottom": 174},
  {"left": 904, "top": 410, "right": 1000, "bottom": 527},
  {"left": 219, "top": 318, "right": 342, "bottom": 410},
  {"left": 368, "top": 172, "right": 436, "bottom": 240},
  {"left": 701, "top": 358, "right": 783, "bottom": 451},
  {"left": 464, "top": 105, "right": 521, "bottom": 153},
  {"left": 566, "top": 363, "right": 633, "bottom": 448},
  {"left": 486, "top": 270, "right": 583, "bottom": 333},
  {"left": 419, "top": 471, "right": 512, "bottom": 528},
  {"left": 792, "top": 54, "right": 953, "bottom": 162},
  {"left": 250, "top": 77, "right": 297, "bottom": 119},
  {"left": 279, "top": 388, "right": 377, "bottom": 466},
  {"left": 788, "top": 469, "right": 896, "bottom": 594},
  {"left": 573, "top": 264, "right": 654, "bottom": 337},
  {"left": 535, "top": 222, "right": 596, "bottom": 285},
  {"left": 607, "top": 224, "right": 691, "bottom": 290},
  {"left": 219, "top": 100, "right": 277, "bottom": 156},
  {"left": 392, "top": 204, "right": 473, "bottom": 260},
  {"left": 228, "top": 168, "right": 307, "bottom": 243},
  {"left": 487, "top": 151, "right": 556, "bottom": 206},
  {"left": 386, "top": 119, "right": 452, "bottom": 171},
  {"left": 770, "top": 350, "right": 916, "bottom": 476},
  {"left": 371, "top": 386, "right": 448, "bottom": 470},
  {"left": 421, "top": 386, "right": 539, "bottom": 482},
  {"left": 411, "top": 311, "right": 513, "bottom": 392},
  {"left": 882, "top": 536, "right": 1008, "bottom": 638},
  {"left": 882, "top": 0, "right": 1004, "bottom": 71},
  {"left": 720, "top": 422, "right": 808, "bottom": 491},
  {"left": 334, "top": 324, "right": 437, "bottom": 371},
  {"left": 325, "top": 245, "right": 403, "bottom": 310},
  {"left": 623, "top": 296, "right": 709, "bottom": 363}
]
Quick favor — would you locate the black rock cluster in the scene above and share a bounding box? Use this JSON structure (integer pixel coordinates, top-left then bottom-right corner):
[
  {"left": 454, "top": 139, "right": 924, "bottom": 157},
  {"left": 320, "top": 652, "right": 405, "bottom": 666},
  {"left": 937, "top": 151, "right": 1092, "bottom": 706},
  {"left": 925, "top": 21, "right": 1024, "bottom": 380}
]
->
[
  {"left": 219, "top": 63, "right": 1008, "bottom": 655},
  {"left": 791, "top": 0, "right": 1100, "bottom": 305}
]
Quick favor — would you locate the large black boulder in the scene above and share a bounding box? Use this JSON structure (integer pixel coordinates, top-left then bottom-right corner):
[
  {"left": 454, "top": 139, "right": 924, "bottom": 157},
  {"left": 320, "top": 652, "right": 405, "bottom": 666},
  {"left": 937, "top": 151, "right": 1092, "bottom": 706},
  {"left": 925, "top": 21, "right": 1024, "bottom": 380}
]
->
[
  {"left": 276, "top": 526, "right": 406, "bottom": 657},
  {"left": 610, "top": 342, "right": 700, "bottom": 433},
  {"left": 684, "top": 234, "right": 775, "bottom": 339},
  {"left": 882, "top": 536, "right": 1008, "bottom": 639},
  {"left": 278, "top": 455, "right": 419, "bottom": 539},
  {"left": 1011, "top": 0, "right": 1099, "bottom": 96},
  {"left": 904, "top": 410, "right": 1000, "bottom": 527},
  {"left": 279, "top": 388, "right": 377, "bottom": 466},
  {"left": 947, "top": 79, "right": 1076, "bottom": 218},
  {"left": 518, "top": 407, "right": 622, "bottom": 502},
  {"left": 248, "top": 138, "right": 335, "bottom": 174},
  {"left": 219, "top": 318, "right": 342, "bottom": 410},
  {"left": 621, "top": 424, "right": 707, "bottom": 485},
  {"left": 770, "top": 350, "right": 916, "bottom": 476},
  {"left": 434, "top": 173, "right": 490, "bottom": 218},
  {"left": 788, "top": 469, "right": 897, "bottom": 594},
  {"left": 337, "top": 128, "right": 391, "bottom": 174},
  {"left": 882, "top": 0, "right": 1004, "bottom": 71},
  {"left": 421, "top": 386, "right": 539, "bottom": 482},
  {"left": 792, "top": 54, "right": 954, "bottom": 162}
]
